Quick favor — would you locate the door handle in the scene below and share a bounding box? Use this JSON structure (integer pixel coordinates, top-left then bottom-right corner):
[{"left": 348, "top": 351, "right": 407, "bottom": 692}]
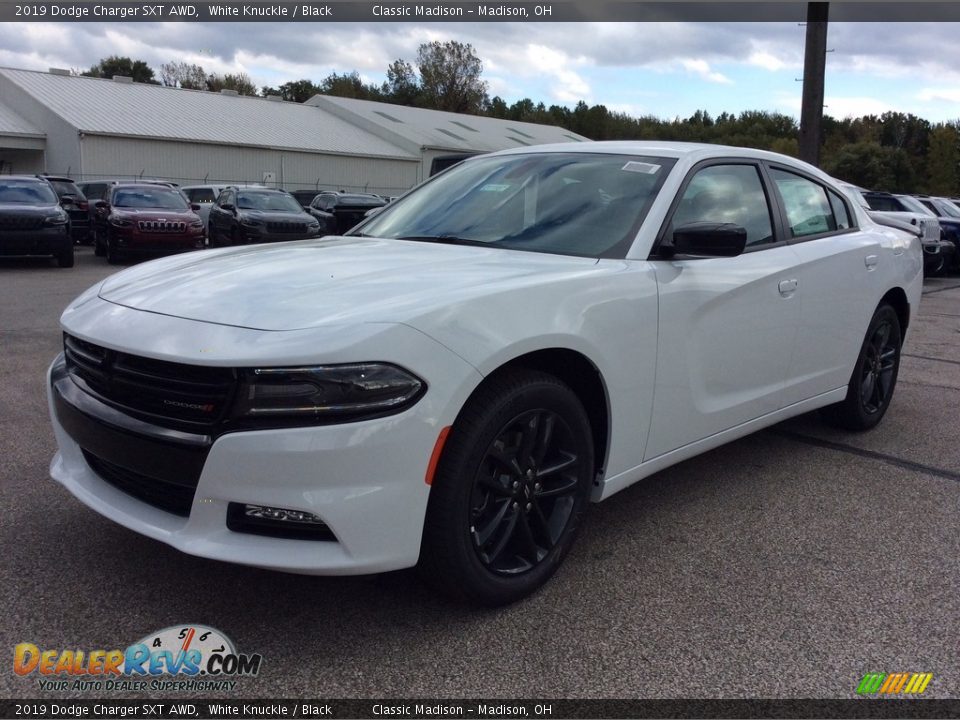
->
[
  {"left": 865, "top": 254, "right": 879, "bottom": 269},
  {"left": 778, "top": 278, "right": 798, "bottom": 296}
]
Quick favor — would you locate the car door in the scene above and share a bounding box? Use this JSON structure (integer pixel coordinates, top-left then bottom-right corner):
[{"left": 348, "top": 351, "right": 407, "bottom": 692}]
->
[
  {"left": 769, "top": 166, "right": 883, "bottom": 406},
  {"left": 644, "top": 161, "right": 802, "bottom": 461}
]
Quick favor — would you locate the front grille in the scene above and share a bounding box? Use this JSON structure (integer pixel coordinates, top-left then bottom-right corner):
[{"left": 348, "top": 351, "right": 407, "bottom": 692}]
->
[
  {"left": 83, "top": 450, "right": 196, "bottom": 517},
  {"left": 137, "top": 220, "right": 186, "bottom": 233},
  {"left": 266, "top": 221, "right": 307, "bottom": 234},
  {"left": 0, "top": 215, "right": 44, "bottom": 231},
  {"left": 64, "top": 334, "right": 237, "bottom": 429}
]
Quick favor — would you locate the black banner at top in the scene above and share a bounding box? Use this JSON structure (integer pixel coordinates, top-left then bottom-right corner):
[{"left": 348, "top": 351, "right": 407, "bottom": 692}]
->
[
  {"left": 5, "top": 699, "right": 960, "bottom": 719},
  {"left": 5, "top": 1, "right": 960, "bottom": 22}
]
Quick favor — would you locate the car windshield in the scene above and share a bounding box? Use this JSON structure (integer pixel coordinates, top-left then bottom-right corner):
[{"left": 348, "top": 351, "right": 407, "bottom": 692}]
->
[
  {"left": 933, "top": 198, "right": 960, "bottom": 218},
  {"left": 237, "top": 192, "right": 302, "bottom": 212},
  {"left": 113, "top": 187, "right": 188, "bottom": 210},
  {"left": 896, "top": 195, "right": 936, "bottom": 216},
  {"left": 0, "top": 180, "right": 57, "bottom": 204},
  {"left": 355, "top": 152, "right": 675, "bottom": 258},
  {"left": 48, "top": 180, "right": 85, "bottom": 200}
]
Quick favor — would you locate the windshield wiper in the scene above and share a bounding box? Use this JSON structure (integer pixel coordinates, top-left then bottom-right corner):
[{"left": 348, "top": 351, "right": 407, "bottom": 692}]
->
[{"left": 395, "top": 235, "right": 491, "bottom": 247}]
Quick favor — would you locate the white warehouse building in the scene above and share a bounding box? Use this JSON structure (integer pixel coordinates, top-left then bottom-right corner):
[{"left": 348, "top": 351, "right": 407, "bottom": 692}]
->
[{"left": 0, "top": 67, "right": 588, "bottom": 196}]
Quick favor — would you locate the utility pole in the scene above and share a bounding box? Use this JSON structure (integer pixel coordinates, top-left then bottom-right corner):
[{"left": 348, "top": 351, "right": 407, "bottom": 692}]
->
[{"left": 799, "top": 2, "right": 829, "bottom": 166}]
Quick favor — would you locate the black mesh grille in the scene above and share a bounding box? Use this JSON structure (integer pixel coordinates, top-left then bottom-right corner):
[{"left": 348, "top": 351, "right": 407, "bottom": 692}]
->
[
  {"left": 63, "top": 334, "right": 237, "bottom": 429},
  {"left": 0, "top": 215, "right": 44, "bottom": 230},
  {"left": 266, "top": 221, "right": 307, "bottom": 234},
  {"left": 83, "top": 450, "right": 196, "bottom": 517}
]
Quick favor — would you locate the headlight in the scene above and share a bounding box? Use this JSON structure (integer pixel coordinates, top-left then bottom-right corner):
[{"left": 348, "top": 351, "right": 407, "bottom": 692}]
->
[
  {"left": 189, "top": 219, "right": 204, "bottom": 229},
  {"left": 43, "top": 212, "right": 69, "bottom": 226},
  {"left": 241, "top": 217, "right": 262, "bottom": 227},
  {"left": 109, "top": 216, "right": 132, "bottom": 227},
  {"left": 233, "top": 363, "right": 424, "bottom": 422},
  {"left": 307, "top": 220, "right": 320, "bottom": 229}
]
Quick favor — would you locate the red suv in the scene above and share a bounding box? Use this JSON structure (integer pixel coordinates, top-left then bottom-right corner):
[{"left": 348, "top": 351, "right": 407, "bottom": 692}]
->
[{"left": 93, "top": 184, "right": 205, "bottom": 264}]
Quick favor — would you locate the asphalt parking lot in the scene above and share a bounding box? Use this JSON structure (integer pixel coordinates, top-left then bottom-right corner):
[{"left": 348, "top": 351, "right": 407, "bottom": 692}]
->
[{"left": 1, "top": 247, "right": 958, "bottom": 700}]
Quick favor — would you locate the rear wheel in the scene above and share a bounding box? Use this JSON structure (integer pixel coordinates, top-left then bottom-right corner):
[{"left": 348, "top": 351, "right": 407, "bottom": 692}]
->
[
  {"left": 821, "top": 303, "right": 901, "bottom": 431},
  {"left": 419, "top": 370, "right": 594, "bottom": 606}
]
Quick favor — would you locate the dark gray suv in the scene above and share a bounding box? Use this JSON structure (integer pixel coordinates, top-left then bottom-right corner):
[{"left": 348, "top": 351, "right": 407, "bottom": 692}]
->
[{"left": 0, "top": 176, "right": 74, "bottom": 267}]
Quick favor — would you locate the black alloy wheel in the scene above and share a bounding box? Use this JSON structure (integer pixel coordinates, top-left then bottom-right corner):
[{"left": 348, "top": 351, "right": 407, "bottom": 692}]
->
[
  {"left": 470, "top": 408, "right": 581, "bottom": 575},
  {"left": 420, "top": 370, "right": 594, "bottom": 606},
  {"left": 821, "top": 303, "right": 902, "bottom": 431}
]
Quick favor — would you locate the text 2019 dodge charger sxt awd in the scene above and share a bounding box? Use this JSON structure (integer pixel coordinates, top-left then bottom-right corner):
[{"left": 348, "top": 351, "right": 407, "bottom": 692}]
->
[{"left": 48, "top": 142, "right": 922, "bottom": 605}]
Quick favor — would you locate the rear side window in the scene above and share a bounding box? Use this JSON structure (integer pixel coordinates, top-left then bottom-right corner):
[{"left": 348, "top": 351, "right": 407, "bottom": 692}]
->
[
  {"left": 770, "top": 169, "right": 837, "bottom": 238},
  {"left": 828, "top": 190, "right": 852, "bottom": 230},
  {"left": 186, "top": 188, "right": 217, "bottom": 203}
]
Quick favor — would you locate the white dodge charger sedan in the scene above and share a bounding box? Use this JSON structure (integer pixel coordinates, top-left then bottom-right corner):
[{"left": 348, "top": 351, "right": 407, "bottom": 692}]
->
[{"left": 48, "top": 142, "right": 922, "bottom": 605}]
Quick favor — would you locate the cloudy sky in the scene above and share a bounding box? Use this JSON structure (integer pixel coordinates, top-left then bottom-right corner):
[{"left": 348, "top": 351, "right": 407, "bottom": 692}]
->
[{"left": 1, "top": 21, "right": 959, "bottom": 122}]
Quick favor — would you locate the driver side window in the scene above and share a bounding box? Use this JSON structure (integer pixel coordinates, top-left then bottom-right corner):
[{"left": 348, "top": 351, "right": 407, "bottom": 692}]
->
[{"left": 669, "top": 164, "right": 774, "bottom": 248}]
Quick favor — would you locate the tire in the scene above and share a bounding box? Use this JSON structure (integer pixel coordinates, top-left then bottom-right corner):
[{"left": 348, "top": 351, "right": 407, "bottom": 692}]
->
[
  {"left": 419, "top": 370, "right": 594, "bottom": 606},
  {"left": 208, "top": 224, "right": 219, "bottom": 248},
  {"left": 94, "top": 230, "right": 105, "bottom": 257},
  {"left": 56, "top": 246, "right": 75, "bottom": 268},
  {"left": 230, "top": 227, "right": 240, "bottom": 246},
  {"left": 106, "top": 238, "right": 121, "bottom": 265},
  {"left": 924, "top": 253, "right": 944, "bottom": 277},
  {"left": 820, "top": 303, "right": 902, "bottom": 431}
]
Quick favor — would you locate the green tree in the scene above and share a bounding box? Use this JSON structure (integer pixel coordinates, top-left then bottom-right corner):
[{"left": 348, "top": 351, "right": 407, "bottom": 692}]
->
[
  {"left": 926, "top": 125, "right": 958, "bottom": 196},
  {"left": 206, "top": 72, "right": 258, "bottom": 96},
  {"left": 320, "top": 71, "right": 382, "bottom": 100},
  {"left": 823, "top": 141, "right": 917, "bottom": 192},
  {"left": 83, "top": 56, "right": 157, "bottom": 84},
  {"left": 272, "top": 79, "right": 322, "bottom": 102},
  {"left": 416, "top": 41, "right": 488, "bottom": 114},
  {"left": 159, "top": 61, "right": 207, "bottom": 90},
  {"left": 383, "top": 59, "right": 420, "bottom": 106}
]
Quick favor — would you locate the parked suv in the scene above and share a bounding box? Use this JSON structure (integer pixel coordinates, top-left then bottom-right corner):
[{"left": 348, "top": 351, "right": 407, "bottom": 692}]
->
[
  {"left": 208, "top": 187, "right": 321, "bottom": 246},
  {"left": 0, "top": 175, "right": 73, "bottom": 267},
  {"left": 92, "top": 183, "right": 205, "bottom": 264},
  {"left": 910, "top": 195, "right": 960, "bottom": 272},
  {"left": 43, "top": 176, "right": 91, "bottom": 245},
  {"left": 307, "top": 192, "right": 387, "bottom": 235},
  {"left": 855, "top": 189, "right": 950, "bottom": 275}
]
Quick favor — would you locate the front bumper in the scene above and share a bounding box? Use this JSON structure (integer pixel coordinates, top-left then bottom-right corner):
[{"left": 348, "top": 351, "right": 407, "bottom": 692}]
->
[
  {"left": 109, "top": 228, "right": 204, "bottom": 254},
  {"left": 47, "top": 323, "right": 480, "bottom": 574},
  {"left": 0, "top": 226, "right": 70, "bottom": 256}
]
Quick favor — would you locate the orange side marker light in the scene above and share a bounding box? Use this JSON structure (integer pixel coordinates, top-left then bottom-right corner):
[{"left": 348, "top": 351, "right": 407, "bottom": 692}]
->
[{"left": 425, "top": 426, "right": 452, "bottom": 485}]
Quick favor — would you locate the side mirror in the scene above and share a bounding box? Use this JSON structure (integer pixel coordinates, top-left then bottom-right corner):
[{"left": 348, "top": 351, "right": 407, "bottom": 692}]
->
[
  {"left": 672, "top": 222, "right": 747, "bottom": 257},
  {"left": 221, "top": 203, "right": 235, "bottom": 212},
  {"left": 191, "top": 203, "right": 202, "bottom": 212},
  {"left": 94, "top": 200, "right": 107, "bottom": 210},
  {"left": 60, "top": 195, "right": 75, "bottom": 206}
]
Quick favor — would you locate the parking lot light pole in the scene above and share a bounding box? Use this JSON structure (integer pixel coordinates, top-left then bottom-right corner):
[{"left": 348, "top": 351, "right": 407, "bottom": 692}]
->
[{"left": 799, "top": 2, "right": 829, "bottom": 167}]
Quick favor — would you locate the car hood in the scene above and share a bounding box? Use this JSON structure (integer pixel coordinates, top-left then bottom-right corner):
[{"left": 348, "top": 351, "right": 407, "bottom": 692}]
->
[
  {"left": 0, "top": 203, "right": 59, "bottom": 216},
  {"left": 112, "top": 208, "right": 198, "bottom": 220},
  {"left": 97, "top": 236, "right": 601, "bottom": 331},
  {"left": 239, "top": 210, "right": 312, "bottom": 223}
]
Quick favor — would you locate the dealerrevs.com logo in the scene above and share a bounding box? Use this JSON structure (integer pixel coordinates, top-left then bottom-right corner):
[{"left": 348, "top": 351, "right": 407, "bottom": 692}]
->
[{"left": 14, "top": 625, "right": 262, "bottom": 692}]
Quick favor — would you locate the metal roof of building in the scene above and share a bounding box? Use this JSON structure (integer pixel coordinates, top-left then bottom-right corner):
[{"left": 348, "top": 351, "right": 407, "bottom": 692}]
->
[
  {"left": 0, "top": 98, "right": 43, "bottom": 138},
  {"left": 307, "top": 95, "right": 589, "bottom": 153},
  {"left": 0, "top": 68, "right": 416, "bottom": 159}
]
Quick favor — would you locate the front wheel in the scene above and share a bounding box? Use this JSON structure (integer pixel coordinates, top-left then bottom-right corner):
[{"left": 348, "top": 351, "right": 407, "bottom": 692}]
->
[
  {"left": 56, "top": 245, "right": 75, "bottom": 268},
  {"left": 821, "top": 303, "right": 902, "bottom": 431},
  {"left": 419, "top": 370, "right": 594, "bottom": 606}
]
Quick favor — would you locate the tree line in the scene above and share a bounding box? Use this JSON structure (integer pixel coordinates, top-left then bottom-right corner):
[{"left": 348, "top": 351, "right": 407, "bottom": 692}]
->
[{"left": 80, "top": 46, "right": 960, "bottom": 196}]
